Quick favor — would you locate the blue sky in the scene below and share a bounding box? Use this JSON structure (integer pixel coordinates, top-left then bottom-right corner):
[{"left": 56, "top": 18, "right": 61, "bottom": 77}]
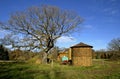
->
[{"left": 0, "top": 0, "right": 120, "bottom": 50}]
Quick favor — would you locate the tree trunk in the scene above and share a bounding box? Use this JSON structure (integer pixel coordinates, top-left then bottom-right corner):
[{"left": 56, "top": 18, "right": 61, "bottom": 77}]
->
[{"left": 42, "top": 52, "right": 48, "bottom": 64}]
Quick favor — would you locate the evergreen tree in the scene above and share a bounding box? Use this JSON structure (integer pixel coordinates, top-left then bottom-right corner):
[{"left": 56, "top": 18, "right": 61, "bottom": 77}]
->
[{"left": 0, "top": 45, "right": 9, "bottom": 60}]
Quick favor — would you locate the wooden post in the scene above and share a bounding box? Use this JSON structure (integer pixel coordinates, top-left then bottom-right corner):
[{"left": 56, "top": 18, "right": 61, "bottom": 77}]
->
[{"left": 51, "top": 59, "right": 53, "bottom": 68}]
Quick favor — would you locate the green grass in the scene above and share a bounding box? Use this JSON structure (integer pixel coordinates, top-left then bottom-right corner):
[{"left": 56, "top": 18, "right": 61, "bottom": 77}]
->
[{"left": 0, "top": 59, "right": 120, "bottom": 79}]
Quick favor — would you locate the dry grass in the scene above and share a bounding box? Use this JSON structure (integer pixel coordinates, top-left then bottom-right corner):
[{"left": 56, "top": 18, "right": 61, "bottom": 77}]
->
[{"left": 0, "top": 59, "right": 120, "bottom": 79}]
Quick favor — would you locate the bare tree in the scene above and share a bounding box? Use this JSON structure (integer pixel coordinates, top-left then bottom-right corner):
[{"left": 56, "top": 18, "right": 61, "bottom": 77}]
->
[
  {"left": 0, "top": 5, "right": 83, "bottom": 63},
  {"left": 107, "top": 38, "right": 120, "bottom": 51},
  {"left": 107, "top": 38, "right": 120, "bottom": 60}
]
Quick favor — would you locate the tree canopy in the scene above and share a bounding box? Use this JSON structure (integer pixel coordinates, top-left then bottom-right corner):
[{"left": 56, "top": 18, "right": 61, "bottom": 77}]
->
[{"left": 0, "top": 5, "right": 83, "bottom": 53}]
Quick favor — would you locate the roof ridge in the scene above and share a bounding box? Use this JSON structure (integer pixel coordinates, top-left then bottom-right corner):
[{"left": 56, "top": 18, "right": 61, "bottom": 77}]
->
[{"left": 71, "top": 42, "right": 93, "bottom": 48}]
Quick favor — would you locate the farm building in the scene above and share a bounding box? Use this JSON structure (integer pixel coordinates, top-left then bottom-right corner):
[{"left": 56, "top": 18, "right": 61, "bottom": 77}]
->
[
  {"left": 58, "top": 42, "right": 93, "bottom": 66},
  {"left": 71, "top": 42, "right": 93, "bottom": 66},
  {"left": 57, "top": 49, "right": 69, "bottom": 61}
]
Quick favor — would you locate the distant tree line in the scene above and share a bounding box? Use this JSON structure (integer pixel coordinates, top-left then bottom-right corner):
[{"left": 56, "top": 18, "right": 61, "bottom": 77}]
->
[
  {"left": 92, "top": 51, "right": 113, "bottom": 59},
  {"left": 9, "top": 49, "right": 38, "bottom": 61},
  {"left": 0, "top": 44, "right": 40, "bottom": 61},
  {"left": 0, "top": 44, "right": 60, "bottom": 63},
  {"left": 93, "top": 37, "right": 120, "bottom": 60},
  {"left": 0, "top": 37, "right": 119, "bottom": 61}
]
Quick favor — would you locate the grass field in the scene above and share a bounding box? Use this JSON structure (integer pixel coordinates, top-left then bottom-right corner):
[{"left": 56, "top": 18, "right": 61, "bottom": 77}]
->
[{"left": 0, "top": 59, "right": 120, "bottom": 79}]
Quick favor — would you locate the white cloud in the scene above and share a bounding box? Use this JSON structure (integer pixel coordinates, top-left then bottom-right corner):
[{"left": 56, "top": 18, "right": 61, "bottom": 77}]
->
[
  {"left": 110, "top": 0, "right": 117, "bottom": 2},
  {"left": 57, "top": 36, "right": 76, "bottom": 43},
  {"left": 84, "top": 25, "right": 93, "bottom": 29},
  {"left": 56, "top": 36, "right": 78, "bottom": 48},
  {"left": 110, "top": 10, "right": 118, "bottom": 14},
  {"left": 102, "top": 0, "right": 119, "bottom": 16},
  {"left": 0, "top": 30, "right": 8, "bottom": 34},
  {"left": 103, "top": 8, "right": 112, "bottom": 12},
  {"left": 0, "top": 30, "right": 9, "bottom": 38},
  {"left": 0, "top": 29, "right": 4, "bottom": 32},
  {"left": 84, "top": 16, "right": 95, "bottom": 20},
  {"left": 103, "top": 8, "right": 119, "bottom": 16}
]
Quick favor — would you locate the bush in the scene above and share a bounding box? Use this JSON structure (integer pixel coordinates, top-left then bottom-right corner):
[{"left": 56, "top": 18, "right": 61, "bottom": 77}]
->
[
  {"left": 9, "top": 49, "right": 38, "bottom": 61},
  {"left": 27, "top": 55, "right": 42, "bottom": 64},
  {"left": 109, "top": 51, "right": 120, "bottom": 60}
]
